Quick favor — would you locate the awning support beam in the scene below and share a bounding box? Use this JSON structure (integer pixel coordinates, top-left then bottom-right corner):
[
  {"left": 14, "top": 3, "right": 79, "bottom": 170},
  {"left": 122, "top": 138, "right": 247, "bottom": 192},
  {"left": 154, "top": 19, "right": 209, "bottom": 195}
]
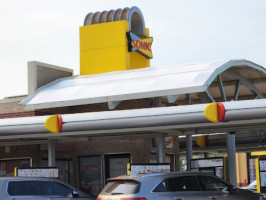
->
[
  {"left": 108, "top": 101, "right": 120, "bottom": 110},
  {"left": 226, "top": 132, "right": 237, "bottom": 186},
  {"left": 222, "top": 71, "right": 264, "bottom": 99},
  {"left": 186, "top": 134, "right": 193, "bottom": 171},
  {"left": 155, "top": 97, "right": 166, "bottom": 163},
  {"left": 217, "top": 75, "right": 227, "bottom": 102},
  {"left": 48, "top": 139, "right": 56, "bottom": 167},
  {"left": 233, "top": 79, "right": 240, "bottom": 101},
  {"left": 168, "top": 95, "right": 180, "bottom": 103},
  {"left": 156, "top": 133, "right": 166, "bottom": 163},
  {"left": 197, "top": 92, "right": 215, "bottom": 103}
]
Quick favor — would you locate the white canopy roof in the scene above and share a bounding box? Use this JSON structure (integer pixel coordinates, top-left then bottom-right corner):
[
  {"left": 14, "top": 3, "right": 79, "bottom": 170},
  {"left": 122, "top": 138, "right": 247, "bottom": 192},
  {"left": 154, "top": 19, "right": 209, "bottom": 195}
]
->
[{"left": 20, "top": 59, "right": 266, "bottom": 110}]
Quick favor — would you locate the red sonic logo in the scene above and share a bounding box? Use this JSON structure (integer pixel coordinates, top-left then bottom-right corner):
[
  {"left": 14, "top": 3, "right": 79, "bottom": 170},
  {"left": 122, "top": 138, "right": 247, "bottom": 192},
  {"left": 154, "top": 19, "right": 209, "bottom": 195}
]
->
[{"left": 126, "top": 32, "right": 153, "bottom": 59}]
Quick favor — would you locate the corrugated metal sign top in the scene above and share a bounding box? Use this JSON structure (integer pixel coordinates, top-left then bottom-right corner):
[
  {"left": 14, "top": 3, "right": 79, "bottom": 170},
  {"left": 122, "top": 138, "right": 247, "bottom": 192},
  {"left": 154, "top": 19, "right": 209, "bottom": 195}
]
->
[{"left": 20, "top": 59, "right": 266, "bottom": 110}]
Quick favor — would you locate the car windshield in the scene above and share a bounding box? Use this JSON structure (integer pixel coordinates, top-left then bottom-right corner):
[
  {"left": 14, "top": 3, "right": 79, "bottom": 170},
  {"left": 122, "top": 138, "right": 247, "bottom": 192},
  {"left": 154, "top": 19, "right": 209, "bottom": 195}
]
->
[
  {"left": 249, "top": 181, "right": 257, "bottom": 186},
  {"left": 248, "top": 180, "right": 257, "bottom": 187},
  {"left": 102, "top": 180, "right": 140, "bottom": 195}
]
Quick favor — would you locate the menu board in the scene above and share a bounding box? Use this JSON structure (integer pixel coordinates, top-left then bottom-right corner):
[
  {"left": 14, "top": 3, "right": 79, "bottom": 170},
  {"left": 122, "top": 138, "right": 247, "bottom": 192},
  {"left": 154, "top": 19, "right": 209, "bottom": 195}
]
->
[
  {"left": 260, "top": 172, "right": 266, "bottom": 187},
  {"left": 260, "top": 160, "right": 266, "bottom": 171},
  {"left": 249, "top": 159, "right": 256, "bottom": 183},
  {"left": 130, "top": 164, "right": 170, "bottom": 176},
  {"left": 17, "top": 168, "right": 59, "bottom": 178},
  {"left": 257, "top": 158, "right": 266, "bottom": 193},
  {"left": 191, "top": 158, "right": 223, "bottom": 168}
]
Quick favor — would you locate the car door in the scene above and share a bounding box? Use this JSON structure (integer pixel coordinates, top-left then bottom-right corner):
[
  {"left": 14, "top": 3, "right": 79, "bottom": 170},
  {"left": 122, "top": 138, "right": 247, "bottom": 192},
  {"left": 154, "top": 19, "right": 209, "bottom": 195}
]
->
[
  {"left": 152, "top": 175, "right": 206, "bottom": 200},
  {"left": 197, "top": 175, "right": 261, "bottom": 200},
  {"left": 41, "top": 180, "right": 90, "bottom": 200},
  {"left": 197, "top": 175, "right": 231, "bottom": 200}
]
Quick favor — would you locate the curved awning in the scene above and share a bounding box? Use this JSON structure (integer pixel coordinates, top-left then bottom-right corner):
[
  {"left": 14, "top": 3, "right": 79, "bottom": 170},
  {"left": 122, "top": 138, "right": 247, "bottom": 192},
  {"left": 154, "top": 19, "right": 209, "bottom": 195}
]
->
[{"left": 20, "top": 59, "right": 266, "bottom": 110}]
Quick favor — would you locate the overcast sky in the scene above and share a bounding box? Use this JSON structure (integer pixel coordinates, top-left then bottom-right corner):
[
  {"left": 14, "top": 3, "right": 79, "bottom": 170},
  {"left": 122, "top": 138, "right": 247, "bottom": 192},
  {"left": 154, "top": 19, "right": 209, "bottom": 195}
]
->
[{"left": 0, "top": 0, "right": 266, "bottom": 99}]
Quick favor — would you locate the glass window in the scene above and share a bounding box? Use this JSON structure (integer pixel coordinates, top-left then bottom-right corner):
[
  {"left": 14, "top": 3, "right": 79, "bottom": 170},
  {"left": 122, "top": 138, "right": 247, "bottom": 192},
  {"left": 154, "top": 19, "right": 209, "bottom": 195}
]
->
[
  {"left": 153, "top": 178, "right": 174, "bottom": 192},
  {"left": 41, "top": 181, "right": 73, "bottom": 196},
  {"left": 42, "top": 159, "right": 71, "bottom": 184},
  {"left": 8, "top": 181, "right": 42, "bottom": 196},
  {"left": 79, "top": 156, "right": 102, "bottom": 196},
  {"left": 199, "top": 176, "right": 229, "bottom": 191},
  {"left": 0, "top": 159, "right": 30, "bottom": 177},
  {"left": 102, "top": 180, "right": 140, "bottom": 195},
  {"left": 154, "top": 176, "right": 200, "bottom": 192}
]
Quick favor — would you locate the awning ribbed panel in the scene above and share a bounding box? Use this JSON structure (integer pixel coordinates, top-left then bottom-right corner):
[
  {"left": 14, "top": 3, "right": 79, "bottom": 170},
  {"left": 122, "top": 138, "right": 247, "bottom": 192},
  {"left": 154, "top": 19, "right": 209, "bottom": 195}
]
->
[{"left": 20, "top": 59, "right": 266, "bottom": 109}]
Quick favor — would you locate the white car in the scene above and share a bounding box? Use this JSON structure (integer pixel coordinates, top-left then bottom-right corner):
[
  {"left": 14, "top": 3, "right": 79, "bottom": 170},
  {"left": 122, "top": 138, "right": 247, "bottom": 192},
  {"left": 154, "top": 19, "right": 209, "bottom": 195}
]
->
[
  {"left": 241, "top": 180, "right": 257, "bottom": 192},
  {"left": 98, "top": 172, "right": 261, "bottom": 200}
]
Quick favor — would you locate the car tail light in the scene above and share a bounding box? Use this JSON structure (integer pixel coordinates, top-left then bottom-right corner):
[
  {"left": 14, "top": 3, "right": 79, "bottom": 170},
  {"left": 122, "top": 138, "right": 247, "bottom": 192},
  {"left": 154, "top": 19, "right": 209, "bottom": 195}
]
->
[
  {"left": 112, "top": 178, "right": 125, "bottom": 180},
  {"left": 96, "top": 197, "right": 101, "bottom": 200},
  {"left": 121, "top": 198, "right": 146, "bottom": 200}
]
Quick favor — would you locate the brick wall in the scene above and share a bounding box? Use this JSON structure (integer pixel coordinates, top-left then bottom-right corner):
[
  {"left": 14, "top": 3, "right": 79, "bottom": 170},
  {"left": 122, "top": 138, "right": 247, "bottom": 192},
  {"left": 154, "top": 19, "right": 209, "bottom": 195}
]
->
[
  {"left": 0, "top": 145, "right": 41, "bottom": 167},
  {"left": 0, "top": 97, "right": 36, "bottom": 119}
]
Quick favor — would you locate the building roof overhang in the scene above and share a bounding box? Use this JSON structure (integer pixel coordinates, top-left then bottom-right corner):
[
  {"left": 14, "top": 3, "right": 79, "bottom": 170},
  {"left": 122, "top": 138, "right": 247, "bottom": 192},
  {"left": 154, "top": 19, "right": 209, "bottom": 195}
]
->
[{"left": 1, "top": 99, "right": 266, "bottom": 140}]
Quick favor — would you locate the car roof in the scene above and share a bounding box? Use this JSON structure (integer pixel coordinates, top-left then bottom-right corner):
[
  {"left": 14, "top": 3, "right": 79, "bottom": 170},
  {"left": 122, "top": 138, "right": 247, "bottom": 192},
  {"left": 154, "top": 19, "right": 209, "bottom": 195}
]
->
[
  {"left": 0, "top": 177, "right": 60, "bottom": 181},
  {"left": 109, "top": 171, "right": 214, "bottom": 181}
]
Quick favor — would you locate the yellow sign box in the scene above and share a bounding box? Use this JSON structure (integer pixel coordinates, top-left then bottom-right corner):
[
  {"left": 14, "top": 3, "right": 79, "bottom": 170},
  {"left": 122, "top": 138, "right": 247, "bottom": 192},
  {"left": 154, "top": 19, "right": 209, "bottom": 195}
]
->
[{"left": 80, "top": 7, "right": 151, "bottom": 75}]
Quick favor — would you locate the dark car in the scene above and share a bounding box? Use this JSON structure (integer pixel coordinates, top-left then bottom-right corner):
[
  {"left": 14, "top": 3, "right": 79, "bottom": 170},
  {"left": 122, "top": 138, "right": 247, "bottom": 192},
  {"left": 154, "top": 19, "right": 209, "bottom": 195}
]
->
[
  {"left": 97, "top": 171, "right": 262, "bottom": 200},
  {"left": 241, "top": 180, "right": 257, "bottom": 192}
]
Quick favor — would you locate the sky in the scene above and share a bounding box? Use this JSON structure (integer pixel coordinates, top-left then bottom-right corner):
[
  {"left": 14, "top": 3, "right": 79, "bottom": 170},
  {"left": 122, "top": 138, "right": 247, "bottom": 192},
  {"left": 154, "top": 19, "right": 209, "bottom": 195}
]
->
[{"left": 0, "top": 0, "right": 266, "bottom": 99}]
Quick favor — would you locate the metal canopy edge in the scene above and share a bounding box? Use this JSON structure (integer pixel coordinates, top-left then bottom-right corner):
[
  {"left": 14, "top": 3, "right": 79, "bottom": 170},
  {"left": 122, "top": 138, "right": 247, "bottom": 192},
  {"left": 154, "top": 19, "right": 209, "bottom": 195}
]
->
[{"left": 1, "top": 99, "right": 266, "bottom": 140}]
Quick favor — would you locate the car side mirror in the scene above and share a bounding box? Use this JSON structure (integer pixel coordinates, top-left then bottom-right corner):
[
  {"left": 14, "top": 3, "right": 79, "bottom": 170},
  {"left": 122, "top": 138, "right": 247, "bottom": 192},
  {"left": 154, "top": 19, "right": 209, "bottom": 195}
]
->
[{"left": 72, "top": 191, "right": 80, "bottom": 198}]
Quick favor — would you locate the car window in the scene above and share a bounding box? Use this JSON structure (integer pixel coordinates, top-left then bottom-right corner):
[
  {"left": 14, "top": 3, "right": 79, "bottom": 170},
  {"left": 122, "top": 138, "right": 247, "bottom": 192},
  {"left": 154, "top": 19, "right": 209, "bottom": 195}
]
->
[
  {"left": 8, "top": 181, "right": 43, "bottom": 196},
  {"left": 199, "top": 176, "right": 229, "bottom": 191},
  {"left": 102, "top": 180, "right": 140, "bottom": 195},
  {"left": 41, "top": 181, "right": 73, "bottom": 196},
  {"left": 153, "top": 176, "right": 200, "bottom": 192},
  {"left": 7, "top": 180, "right": 73, "bottom": 196}
]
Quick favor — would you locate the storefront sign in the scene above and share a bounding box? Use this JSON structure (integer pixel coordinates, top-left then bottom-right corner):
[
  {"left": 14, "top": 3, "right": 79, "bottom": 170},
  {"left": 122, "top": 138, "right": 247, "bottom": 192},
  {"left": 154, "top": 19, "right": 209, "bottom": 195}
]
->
[
  {"left": 127, "top": 32, "right": 153, "bottom": 59},
  {"left": 165, "top": 136, "right": 173, "bottom": 149}
]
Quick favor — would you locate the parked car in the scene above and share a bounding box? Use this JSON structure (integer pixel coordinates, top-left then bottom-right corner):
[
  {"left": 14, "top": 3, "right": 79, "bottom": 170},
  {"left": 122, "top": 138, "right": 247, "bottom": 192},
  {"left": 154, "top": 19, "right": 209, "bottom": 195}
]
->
[
  {"left": 97, "top": 171, "right": 262, "bottom": 200},
  {"left": 241, "top": 180, "right": 257, "bottom": 192},
  {"left": 0, "top": 177, "right": 94, "bottom": 200}
]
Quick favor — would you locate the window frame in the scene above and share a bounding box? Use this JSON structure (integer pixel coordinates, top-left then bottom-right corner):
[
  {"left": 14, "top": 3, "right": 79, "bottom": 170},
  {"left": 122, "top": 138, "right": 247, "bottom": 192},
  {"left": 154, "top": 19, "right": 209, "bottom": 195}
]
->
[
  {"left": 152, "top": 175, "right": 202, "bottom": 193},
  {"left": 196, "top": 175, "right": 231, "bottom": 192},
  {"left": 7, "top": 180, "right": 44, "bottom": 196},
  {"left": 101, "top": 180, "right": 141, "bottom": 195},
  {"left": 41, "top": 180, "right": 74, "bottom": 196},
  {"left": 7, "top": 180, "right": 74, "bottom": 197}
]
